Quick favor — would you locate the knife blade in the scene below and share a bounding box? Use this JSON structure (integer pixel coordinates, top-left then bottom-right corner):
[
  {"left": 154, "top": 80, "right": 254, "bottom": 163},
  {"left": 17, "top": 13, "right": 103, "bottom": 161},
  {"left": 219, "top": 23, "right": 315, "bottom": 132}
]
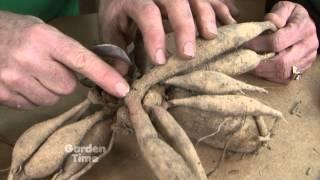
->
[{"left": 91, "top": 44, "right": 132, "bottom": 65}]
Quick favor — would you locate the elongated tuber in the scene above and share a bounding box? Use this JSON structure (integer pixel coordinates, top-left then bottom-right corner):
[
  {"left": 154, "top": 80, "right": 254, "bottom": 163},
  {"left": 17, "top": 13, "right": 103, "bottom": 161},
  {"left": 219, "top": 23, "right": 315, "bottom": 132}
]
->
[
  {"left": 169, "top": 95, "right": 283, "bottom": 119},
  {"left": 126, "top": 96, "right": 196, "bottom": 180},
  {"left": 8, "top": 99, "right": 91, "bottom": 180},
  {"left": 168, "top": 106, "right": 262, "bottom": 152},
  {"left": 151, "top": 106, "right": 207, "bottom": 180},
  {"left": 23, "top": 111, "right": 106, "bottom": 179},
  {"left": 166, "top": 34, "right": 275, "bottom": 76},
  {"left": 165, "top": 70, "right": 267, "bottom": 94},
  {"left": 52, "top": 119, "right": 113, "bottom": 180},
  {"left": 195, "top": 49, "right": 275, "bottom": 76}
]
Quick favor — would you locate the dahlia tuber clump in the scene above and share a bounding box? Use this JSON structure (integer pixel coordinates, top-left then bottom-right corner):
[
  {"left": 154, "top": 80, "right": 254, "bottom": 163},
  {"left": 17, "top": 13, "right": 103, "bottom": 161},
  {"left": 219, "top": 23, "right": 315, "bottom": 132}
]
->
[{"left": 8, "top": 21, "right": 282, "bottom": 180}]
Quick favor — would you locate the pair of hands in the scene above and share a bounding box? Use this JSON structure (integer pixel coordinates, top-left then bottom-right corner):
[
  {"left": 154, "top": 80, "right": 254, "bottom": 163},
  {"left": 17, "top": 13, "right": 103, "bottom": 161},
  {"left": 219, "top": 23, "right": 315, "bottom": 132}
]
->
[
  {"left": 0, "top": 1, "right": 317, "bottom": 110},
  {"left": 100, "top": 0, "right": 318, "bottom": 83}
]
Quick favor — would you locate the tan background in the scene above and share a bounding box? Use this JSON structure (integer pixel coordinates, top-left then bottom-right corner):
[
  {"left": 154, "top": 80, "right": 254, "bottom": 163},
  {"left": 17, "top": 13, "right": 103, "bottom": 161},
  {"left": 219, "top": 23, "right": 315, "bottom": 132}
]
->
[{"left": 1, "top": 0, "right": 320, "bottom": 179}]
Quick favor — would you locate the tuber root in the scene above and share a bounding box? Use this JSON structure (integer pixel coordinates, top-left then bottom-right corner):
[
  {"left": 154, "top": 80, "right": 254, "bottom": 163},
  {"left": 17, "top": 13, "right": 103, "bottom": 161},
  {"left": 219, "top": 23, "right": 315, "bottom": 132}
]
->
[
  {"left": 126, "top": 96, "right": 196, "bottom": 180},
  {"left": 52, "top": 119, "right": 113, "bottom": 180},
  {"left": 143, "top": 85, "right": 165, "bottom": 111},
  {"left": 8, "top": 99, "right": 91, "bottom": 180},
  {"left": 168, "top": 105, "right": 262, "bottom": 153},
  {"left": 194, "top": 49, "right": 275, "bottom": 76},
  {"left": 22, "top": 111, "right": 106, "bottom": 179},
  {"left": 164, "top": 70, "right": 268, "bottom": 95},
  {"left": 151, "top": 106, "right": 207, "bottom": 180},
  {"left": 166, "top": 33, "right": 275, "bottom": 76},
  {"left": 169, "top": 95, "right": 283, "bottom": 119}
]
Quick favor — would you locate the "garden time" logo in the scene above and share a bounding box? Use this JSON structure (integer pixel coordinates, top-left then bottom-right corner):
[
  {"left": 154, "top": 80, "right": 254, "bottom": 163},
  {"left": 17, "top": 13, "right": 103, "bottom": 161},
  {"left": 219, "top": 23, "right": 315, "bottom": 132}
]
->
[{"left": 64, "top": 144, "right": 106, "bottom": 163}]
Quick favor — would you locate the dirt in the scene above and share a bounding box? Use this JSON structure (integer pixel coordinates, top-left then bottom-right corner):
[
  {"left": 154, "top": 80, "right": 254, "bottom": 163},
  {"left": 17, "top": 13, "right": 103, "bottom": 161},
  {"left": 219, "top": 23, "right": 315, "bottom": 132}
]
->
[{"left": 1, "top": 1, "right": 320, "bottom": 179}]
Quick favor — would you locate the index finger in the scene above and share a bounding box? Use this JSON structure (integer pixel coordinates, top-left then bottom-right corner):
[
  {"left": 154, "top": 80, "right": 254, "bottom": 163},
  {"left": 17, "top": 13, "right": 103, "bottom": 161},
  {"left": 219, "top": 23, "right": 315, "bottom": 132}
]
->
[
  {"left": 264, "top": 1, "right": 297, "bottom": 28},
  {"left": 245, "top": 4, "right": 313, "bottom": 52},
  {"left": 51, "top": 35, "right": 130, "bottom": 97},
  {"left": 126, "top": 1, "right": 167, "bottom": 65}
]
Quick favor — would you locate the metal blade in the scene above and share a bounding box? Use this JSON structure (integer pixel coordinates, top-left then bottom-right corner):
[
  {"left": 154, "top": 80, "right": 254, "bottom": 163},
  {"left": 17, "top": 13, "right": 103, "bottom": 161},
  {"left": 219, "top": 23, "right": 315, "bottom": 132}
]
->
[{"left": 91, "top": 44, "right": 132, "bottom": 65}]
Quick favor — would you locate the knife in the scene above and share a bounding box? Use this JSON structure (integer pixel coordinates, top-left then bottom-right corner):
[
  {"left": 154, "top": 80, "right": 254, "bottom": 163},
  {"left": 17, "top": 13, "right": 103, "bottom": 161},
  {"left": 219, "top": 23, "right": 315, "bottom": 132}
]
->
[{"left": 90, "top": 44, "right": 132, "bottom": 65}]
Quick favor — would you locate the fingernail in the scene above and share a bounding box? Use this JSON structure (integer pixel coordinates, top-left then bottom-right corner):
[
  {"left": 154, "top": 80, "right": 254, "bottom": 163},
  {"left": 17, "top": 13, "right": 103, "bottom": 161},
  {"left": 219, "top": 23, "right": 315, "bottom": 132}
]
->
[
  {"left": 116, "top": 82, "right": 130, "bottom": 97},
  {"left": 207, "top": 22, "right": 218, "bottom": 36},
  {"left": 155, "top": 49, "right": 166, "bottom": 64},
  {"left": 183, "top": 42, "right": 195, "bottom": 58}
]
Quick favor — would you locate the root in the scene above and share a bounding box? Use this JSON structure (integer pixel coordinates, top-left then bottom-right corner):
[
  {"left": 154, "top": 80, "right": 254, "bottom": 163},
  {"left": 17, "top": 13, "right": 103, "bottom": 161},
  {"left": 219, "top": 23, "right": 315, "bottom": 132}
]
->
[
  {"left": 69, "top": 101, "right": 93, "bottom": 123},
  {"left": 164, "top": 71, "right": 268, "bottom": 95},
  {"left": 207, "top": 115, "right": 247, "bottom": 177},
  {"left": 9, "top": 99, "right": 91, "bottom": 180},
  {"left": 126, "top": 95, "right": 196, "bottom": 180},
  {"left": 151, "top": 106, "right": 207, "bottom": 180},
  {"left": 206, "top": 133, "right": 233, "bottom": 177},
  {"left": 169, "top": 95, "right": 284, "bottom": 119},
  {"left": 196, "top": 119, "right": 232, "bottom": 146},
  {"left": 256, "top": 116, "right": 271, "bottom": 144},
  {"left": 258, "top": 135, "right": 271, "bottom": 142},
  {"left": 23, "top": 111, "right": 106, "bottom": 179},
  {"left": 0, "top": 167, "right": 10, "bottom": 173},
  {"left": 255, "top": 116, "right": 270, "bottom": 137}
]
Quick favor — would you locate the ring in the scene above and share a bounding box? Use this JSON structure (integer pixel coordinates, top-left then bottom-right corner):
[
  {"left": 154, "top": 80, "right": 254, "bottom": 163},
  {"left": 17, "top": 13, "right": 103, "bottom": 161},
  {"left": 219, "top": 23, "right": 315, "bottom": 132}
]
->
[{"left": 291, "top": 66, "right": 302, "bottom": 80}]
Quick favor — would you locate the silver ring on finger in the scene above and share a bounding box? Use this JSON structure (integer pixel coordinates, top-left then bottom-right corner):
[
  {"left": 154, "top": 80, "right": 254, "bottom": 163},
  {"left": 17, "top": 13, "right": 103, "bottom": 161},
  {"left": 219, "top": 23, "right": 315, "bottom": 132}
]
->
[{"left": 291, "top": 65, "right": 302, "bottom": 81}]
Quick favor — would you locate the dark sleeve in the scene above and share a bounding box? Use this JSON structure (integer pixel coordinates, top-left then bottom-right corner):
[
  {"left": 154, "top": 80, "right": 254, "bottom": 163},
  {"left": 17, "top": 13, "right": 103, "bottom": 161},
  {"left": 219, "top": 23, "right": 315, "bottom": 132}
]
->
[{"left": 266, "top": 0, "right": 320, "bottom": 53}]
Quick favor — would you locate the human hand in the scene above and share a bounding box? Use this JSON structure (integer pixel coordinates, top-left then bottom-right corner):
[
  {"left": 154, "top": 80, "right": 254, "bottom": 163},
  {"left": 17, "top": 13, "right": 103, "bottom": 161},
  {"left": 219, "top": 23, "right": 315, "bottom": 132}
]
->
[
  {"left": 245, "top": 1, "right": 319, "bottom": 83},
  {"left": 0, "top": 12, "right": 129, "bottom": 110},
  {"left": 98, "top": 0, "right": 238, "bottom": 75}
]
